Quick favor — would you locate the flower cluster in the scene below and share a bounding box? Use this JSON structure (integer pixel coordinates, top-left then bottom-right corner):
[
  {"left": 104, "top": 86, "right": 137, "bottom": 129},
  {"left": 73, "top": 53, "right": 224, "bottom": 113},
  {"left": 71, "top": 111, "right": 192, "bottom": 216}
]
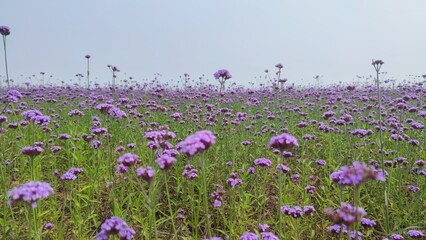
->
[
  {"left": 330, "top": 161, "right": 386, "bottom": 186},
  {"left": 281, "top": 205, "right": 316, "bottom": 218},
  {"left": 7, "top": 181, "right": 54, "bottom": 208},
  {"left": 178, "top": 130, "right": 215, "bottom": 157},
  {"left": 96, "top": 216, "right": 135, "bottom": 240},
  {"left": 269, "top": 133, "right": 299, "bottom": 151}
]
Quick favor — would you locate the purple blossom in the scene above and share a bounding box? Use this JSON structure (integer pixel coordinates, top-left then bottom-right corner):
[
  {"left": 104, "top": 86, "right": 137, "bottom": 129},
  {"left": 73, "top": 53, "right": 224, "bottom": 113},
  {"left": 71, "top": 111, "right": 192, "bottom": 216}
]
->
[
  {"left": 21, "top": 146, "right": 43, "bottom": 156},
  {"left": 96, "top": 216, "right": 135, "bottom": 240},
  {"left": 330, "top": 161, "right": 386, "bottom": 186},
  {"left": 213, "top": 69, "right": 232, "bottom": 80},
  {"left": 326, "top": 202, "right": 366, "bottom": 227},
  {"left": 407, "top": 230, "right": 425, "bottom": 238},
  {"left": 137, "top": 166, "right": 155, "bottom": 183},
  {"left": 269, "top": 133, "right": 299, "bottom": 151},
  {"left": 240, "top": 232, "right": 258, "bottom": 240},
  {"left": 155, "top": 154, "right": 176, "bottom": 170},
  {"left": 178, "top": 130, "right": 216, "bottom": 157},
  {"left": 260, "top": 232, "right": 279, "bottom": 240},
  {"left": 118, "top": 153, "right": 140, "bottom": 167},
  {"left": 7, "top": 181, "right": 54, "bottom": 208},
  {"left": 0, "top": 25, "right": 11, "bottom": 36},
  {"left": 360, "top": 217, "right": 376, "bottom": 228},
  {"left": 254, "top": 158, "right": 272, "bottom": 167}
]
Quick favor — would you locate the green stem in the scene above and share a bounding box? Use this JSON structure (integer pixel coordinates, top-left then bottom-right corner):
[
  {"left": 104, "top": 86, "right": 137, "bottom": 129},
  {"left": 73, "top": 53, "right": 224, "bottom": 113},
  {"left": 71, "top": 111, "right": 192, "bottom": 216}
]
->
[
  {"left": 200, "top": 152, "right": 212, "bottom": 238},
  {"left": 2, "top": 35, "right": 9, "bottom": 89},
  {"left": 163, "top": 173, "right": 177, "bottom": 238}
]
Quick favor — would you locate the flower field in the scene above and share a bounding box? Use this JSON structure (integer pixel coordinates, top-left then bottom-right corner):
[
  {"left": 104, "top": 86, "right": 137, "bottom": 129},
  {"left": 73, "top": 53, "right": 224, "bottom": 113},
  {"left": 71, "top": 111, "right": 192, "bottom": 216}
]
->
[{"left": 0, "top": 77, "right": 425, "bottom": 240}]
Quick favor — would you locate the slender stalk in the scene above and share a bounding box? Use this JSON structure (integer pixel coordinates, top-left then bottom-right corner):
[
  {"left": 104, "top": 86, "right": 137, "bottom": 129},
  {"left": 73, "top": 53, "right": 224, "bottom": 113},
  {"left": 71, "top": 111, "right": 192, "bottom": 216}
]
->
[
  {"left": 200, "top": 152, "right": 212, "bottom": 238},
  {"left": 373, "top": 61, "right": 390, "bottom": 234},
  {"left": 2, "top": 35, "right": 9, "bottom": 89},
  {"left": 163, "top": 173, "right": 177, "bottom": 238}
]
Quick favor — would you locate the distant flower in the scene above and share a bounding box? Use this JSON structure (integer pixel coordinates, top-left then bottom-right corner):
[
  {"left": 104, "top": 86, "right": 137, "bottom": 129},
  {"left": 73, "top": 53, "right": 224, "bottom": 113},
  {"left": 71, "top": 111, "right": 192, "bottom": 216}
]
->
[
  {"left": 227, "top": 172, "right": 243, "bottom": 188},
  {"left": 240, "top": 232, "right": 258, "bottom": 240},
  {"left": 260, "top": 232, "right": 279, "bottom": 240},
  {"left": 155, "top": 154, "right": 176, "bottom": 170},
  {"left": 389, "top": 234, "right": 404, "bottom": 240},
  {"left": 213, "top": 69, "right": 232, "bottom": 80},
  {"left": 407, "top": 230, "right": 425, "bottom": 238},
  {"left": 315, "top": 159, "right": 326, "bottom": 166},
  {"left": 275, "top": 63, "right": 283, "bottom": 69},
  {"left": 178, "top": 130, "right": 215, "bottom": 157},
  {"left": 360, "top": 217, "right": 376, "bottom": 228},
  {"left": 43, "top": 222, "right": 54, "bottom": 230},
  {"left": 330, "top": 161, "right": 385, "bottom": 186},
  {"left": 326, "top": 202, "right": 366, "bottom": 227},
  {"left": 247, "top": 167, "right": 256, "bottom": 174},
  {"left": 276, "top": 164, "right": 290, "bottom": 173},
  {"left": 408, "top": 185, "right": 420, "bottom": 193},
  {"left": 254, "top": 158, "right": 272, "bottom": 167},
  {"left": 7, "top": 181, "right": 54, "bottom": 208},
  {"left": 96, "top": 216, "right": 135, "bottom": 240},
  {"left": 85, "top": 54, "right": 91, "bottom": 59},
  {"left": 21, "top": 146, "right": 43, "bottom": 156},
  {"left": 0, "top": 25, "right": 10, "bottom": 36},
  {"left": 269, "top": 133, "right": 298, "bottom": 151},
  {"left": 258, "top": 223, "right": 269, "bottom": 232},
  {"left": 118, "top": 153, "right": 140, "bottom": 167},
  {"left": 137, "top": 166, "right": 155, "bottom": 183}
]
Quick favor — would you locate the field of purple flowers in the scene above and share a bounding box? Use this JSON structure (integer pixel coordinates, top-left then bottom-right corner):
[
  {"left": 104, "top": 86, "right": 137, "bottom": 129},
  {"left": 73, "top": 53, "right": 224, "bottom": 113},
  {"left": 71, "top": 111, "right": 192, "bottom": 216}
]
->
[{"left": 1, "top": 70, "right": 425, "bottom": 240}]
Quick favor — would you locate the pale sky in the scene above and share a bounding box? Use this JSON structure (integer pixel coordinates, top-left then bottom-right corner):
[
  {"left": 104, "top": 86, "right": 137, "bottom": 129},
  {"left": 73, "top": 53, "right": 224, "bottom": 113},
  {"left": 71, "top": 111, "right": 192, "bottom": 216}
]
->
[{"left": 1, "top": 1, "right": 426, "bottom": 87}]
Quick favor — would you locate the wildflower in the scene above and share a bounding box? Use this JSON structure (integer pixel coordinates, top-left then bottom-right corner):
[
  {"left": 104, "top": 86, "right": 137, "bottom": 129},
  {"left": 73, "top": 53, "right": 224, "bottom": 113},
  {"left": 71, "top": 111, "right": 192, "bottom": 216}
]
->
[
  {"left": 407, "top": 230, "right": 425, "bottom": 238},
  {"left": 408, "top": 185, "right": 420, "bottom": 193},
  {"left": 254, "top": 158, "right": 272, "bottom": 167},
  {"left": 276, "top": 164, "right": 290, "bottom": 173},
  {"left": 305, "top": 185, "right": 316, "bottom": 194},
  {"left": 389, "top": 234, "right": 404, "bottom": 240},
  {"left": 326, "top": 203, "right": 366, "bottom": 227},
  {"left": 227, "top": 172, "right": 243, "bottom": 188},
  {"left": 330, "top": 161, "right": 385, "bottom": 186},
  {"left": 118, "top": 153, "right": 140, "bottom": 167},
  {"left": 258, "top": 223, "right": 269, "bottom": 232},
  {"left": 304, "top": 206, "right": 316, "bottom": 215},
  {"left": 178, "top": 130, "right": 215, "bottom": 157},
  {"left": 260, "top": 232, "right": 279, "bottom": 240},
  {"left": 7, "top": 181, "right": 54, "bottom": 208},
  {"left": 96, "top": 216, "right": 135, "bottom": 240},
  {"left": 269, "top": 133, "right": 298, "bottom": 151},
  {"left": 0, "top": 26, "right": 11, "bottom": 36},
  {"left": 315, "top": 159, "right": 326, "bottom": 166},
  {"left": 136, "top": 166, "right": 155, "bottom": 183},
  {"left": 240, "top": 232, "right": 258, "bottom": 240},
  {"left": 21, "top": 146, "right": 43, "bottom": 156},
  {"left": 247, "top": 167, "right": 256, "bottom": 174},
  {"left": 214, "top": 69, "right": 232, "bottom": 79},
  {"left": 155, "top": 154, "right": 176, "bottom": 170},
  {"left": 281, "top": 205, "right": 304, "bottom": 218},
  {"left": 360, "top": 217, "right": 376, "bottom": 228},
  {"left": 43, "top": 222, "right": 54, "bottom": 230}
]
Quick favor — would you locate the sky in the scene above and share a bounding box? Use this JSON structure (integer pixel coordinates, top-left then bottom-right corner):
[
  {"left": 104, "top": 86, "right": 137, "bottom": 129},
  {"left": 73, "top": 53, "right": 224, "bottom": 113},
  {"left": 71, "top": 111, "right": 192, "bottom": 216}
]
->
[{"left": 1, "top": 0, "right": 426, "bottom": 87}]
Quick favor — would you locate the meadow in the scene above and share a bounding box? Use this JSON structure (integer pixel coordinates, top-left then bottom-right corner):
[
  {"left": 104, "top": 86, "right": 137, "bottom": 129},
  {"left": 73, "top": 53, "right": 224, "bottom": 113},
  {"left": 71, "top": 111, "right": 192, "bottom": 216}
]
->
[{"left": 0, "top": 74, "right": 425, "bottom": 239}]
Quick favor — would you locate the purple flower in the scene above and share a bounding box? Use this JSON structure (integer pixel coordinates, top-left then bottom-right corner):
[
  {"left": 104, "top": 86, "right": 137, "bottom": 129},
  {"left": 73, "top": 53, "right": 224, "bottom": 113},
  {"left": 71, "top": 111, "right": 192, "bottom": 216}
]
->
[
  {"left": 214, "top": 69, "right": 232, "bottom": 80},
  {"left": 326, "top": 203, "right": 366, "bottom": 227},
  {"left": 6, "top": 89, "right": 22, "bottom": 102},
  {"left": 96, "top": 216, "right": 135, "bottom": 240},
  {"left": 360, "top": 217, "right": 376, "bottom": 228},
  {"left": 7, "top": 181, "right": 54, "bottom": 208},
  {"left": 389, "top": 234, "right": 405, "bottom": 240},
  {"left": 269, "top": 133, "right": 298, "bottom": 151},
  {"left": 247, "top": 167, "right": 256, "bottom": 174},
  {"left": 118, "top": 153, "right": 140, "bottom": 167},
  {"left": 258, "top": 223, "right": 270, "bottom": 232},
  {"left": 304, "top": 205, "right": 316, "bottom": 215},
  {"left": 305, "top": 185, "right": 316, "bottom": 194},
  {"left": 315, "top": 159, "right": 326, "bottom": 166},
  {"left": 0, "top": 26, "right": 10, "bottom": 36},
  {"left": 155, "top": 154, "right": 176, "bottom": 170},
  {"left": 276, "top": 164, "right": 290, "bottom": 173},
  {"left": 178, "top": 130, "right": 215, "bottom": 157},
  {"left": 260, "top": 232, "right": 279, "bottom": 240},
  {"left": 240, "top": 232, "right": 258, "bottom": 240},
  {"left": 330, "top": 161, "right": 386, "bottom": 186},
  {"left": 227, "top": 172, "right": 243, "bottom": 188},
  {"left": 408, "top": 185, "right": 420, "bottom": 193},
  {"left": 60, "top": 172, "right": 77, "bottom": 180},
  {"left": 21, "top": 146, "right": 43, "bottom": 156},
  {"left": 92, "top": 140, "right": 102, "bottom": 149},
  {"left": 254, "top": 158, "right": 272, "bottom": 167},
  {"left": 43, "top": 222, "right": 54, "bottom": 230},
  {"left": 137, "top": 166, "right": 155, "bottom": 183},
  {"left": 407, "top": 230, "right": 425, "bottom": 238},
  {"left": 281, "top": 205, "right": 304, "bottom": 218}
]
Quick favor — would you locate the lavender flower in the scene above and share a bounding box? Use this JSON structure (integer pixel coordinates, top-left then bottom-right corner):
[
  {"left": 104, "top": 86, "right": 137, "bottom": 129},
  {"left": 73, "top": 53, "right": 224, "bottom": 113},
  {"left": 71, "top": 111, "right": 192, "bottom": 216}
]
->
[
  {"left": 118, "top": 153, "right": 140, "bottom": 167},
  {"left": 7, "top": 181, "right": 54, "bottom": 208},
  {"left": 330, "top": 161, "right": 385, "bottom": 186},
  {"left": 136, "top": 166, "right": 155, "bottom": 183},
  {"left": 178, "top": 130, "right": 215, "bottom": 157},
  {"left": 254, "top": 158, "right": 272, "bottom": 167},
  {"left": 96, "top": 216, "right": 135, "bottom": 240},
  {"left": 0, "top": 26, "right": 10, "bottom": 36},
  {"left": 240, "top": 232, "right": 258, "bottom": 240},
  {"left": 360, "top": 217, "right": 376, "bottom": 228},
  {"left": 21, "top": 146, "right": 44, "bottom": 156},
  {"left": 260, "top": 232, "right": 279, "bottom": 240},
  {"left": 407, "top": 230, "right": 425, "bottom": 238},
  {"left": 155, "top": 154, "right": 176, "bottom": 170},
  {"left": 269, "top": 133, "right": 299, "bottom": 151},
  {"left": 326, "top": 202, "right": 366, "bottom": 227}
]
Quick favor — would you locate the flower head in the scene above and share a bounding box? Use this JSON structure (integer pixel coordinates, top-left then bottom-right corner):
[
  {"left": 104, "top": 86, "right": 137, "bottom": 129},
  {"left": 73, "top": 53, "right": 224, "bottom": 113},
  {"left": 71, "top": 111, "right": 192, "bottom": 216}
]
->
[
  {"left": 178, "top": 130, "right": 215, "bottom": 157},
  {"left": 7, "top": 181, "right": 54, "bottom": 208},
  {"left": 269, "top": 133, "right": 298, "bottom": 151},
  {"left": 330, "top": 161, "right": 386, "bottom": 186},
  {"left": 0, "top": 26, "right": 10, "bottom": 36},
  {"left": 96, "top": 216, "right": 135, "bottom": 240},
  {"left": 214, "top": 69, "right": 232, "bottom": 80}
]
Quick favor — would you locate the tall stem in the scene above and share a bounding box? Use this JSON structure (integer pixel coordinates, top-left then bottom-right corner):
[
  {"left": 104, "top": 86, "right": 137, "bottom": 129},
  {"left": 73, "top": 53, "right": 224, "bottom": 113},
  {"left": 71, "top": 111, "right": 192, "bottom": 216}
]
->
[
  {"left": 2, "top": 36, "right": 9, "bottom": 89},
  {"left": 201, "top": 152, "right": 212, "bottom": 238},
  {"left": 163, "top": 173, "right": 177, "bottom": 238},
  {"left": 375, "top": 67, "right": 390, "bottom": 234},
  {"left": 87, "top": 59, "right": 90, "bottom": 89}
]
